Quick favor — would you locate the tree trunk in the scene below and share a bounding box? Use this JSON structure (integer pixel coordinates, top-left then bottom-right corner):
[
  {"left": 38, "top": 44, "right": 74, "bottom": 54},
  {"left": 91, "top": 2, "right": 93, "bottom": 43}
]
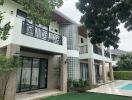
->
[{"left": 0, "top": 72, "right": 11, "bottom": 100}]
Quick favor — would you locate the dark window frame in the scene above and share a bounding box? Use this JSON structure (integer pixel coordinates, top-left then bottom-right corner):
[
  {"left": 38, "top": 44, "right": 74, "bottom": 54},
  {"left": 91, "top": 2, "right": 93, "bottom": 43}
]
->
[{"left": 81, "top": 38, "right": 84, "bottom": 43}]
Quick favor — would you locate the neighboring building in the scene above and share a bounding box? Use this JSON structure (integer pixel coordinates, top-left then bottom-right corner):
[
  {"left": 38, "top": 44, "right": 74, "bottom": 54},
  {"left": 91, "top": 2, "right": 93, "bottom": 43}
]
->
[
  {"left": 0, "top": 0, "right": 114, "bottom": 100},
  {"left": 78, "top": 26, "right": 114, "bottom": 85},
  {"left": 111, "top": 49, "right": 127, "bottom": 67}
]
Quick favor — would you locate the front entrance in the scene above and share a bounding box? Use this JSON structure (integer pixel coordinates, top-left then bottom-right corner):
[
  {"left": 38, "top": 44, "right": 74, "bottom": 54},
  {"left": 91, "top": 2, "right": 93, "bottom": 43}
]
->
[{"left": 16, "top": 56, "right": 48, "bottom": 92}]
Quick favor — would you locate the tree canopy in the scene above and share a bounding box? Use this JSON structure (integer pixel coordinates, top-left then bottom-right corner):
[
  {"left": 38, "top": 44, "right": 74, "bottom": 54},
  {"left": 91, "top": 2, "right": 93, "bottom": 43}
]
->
[
  {"left": 1, "top": 0, "right": 63, "bottom": 26},
  {"left": 76, "top": 0, "right": 132, "bottom": 48}
]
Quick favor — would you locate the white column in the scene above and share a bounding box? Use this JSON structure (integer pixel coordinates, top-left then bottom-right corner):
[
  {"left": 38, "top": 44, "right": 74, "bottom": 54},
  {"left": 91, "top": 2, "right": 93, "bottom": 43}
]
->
[
  {"left": 109, "top": 63, "right": 114, "bottom": 81},
  {"left": 102, "top": 61, "right": 107, "bottom": 83},
  {"left": 88, "top": 59, "right": 96, "bottom": 85},
  {"left": 60, "top": 54, "right": 67, "bottom": 92}
]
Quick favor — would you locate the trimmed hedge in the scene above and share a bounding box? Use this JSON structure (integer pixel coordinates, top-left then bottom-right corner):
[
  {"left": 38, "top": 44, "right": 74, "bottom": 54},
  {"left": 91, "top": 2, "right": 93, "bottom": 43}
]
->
[{"left": 114, "top": 71, "right": 132, "bottom": 80}]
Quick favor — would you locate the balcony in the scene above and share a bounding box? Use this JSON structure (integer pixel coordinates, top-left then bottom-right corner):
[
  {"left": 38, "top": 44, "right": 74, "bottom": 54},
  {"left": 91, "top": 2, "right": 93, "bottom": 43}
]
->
[
  {"left": 22, "top": 21, "right": 62, "bottom": 45},
  {"left": 93, "top": 45, "right": 102, "bottom": 55},
  {"left": 79, "top": 45, "right": 88, "bottom": 54},
  {"left": 104, "top": 50, "right": 110, "bottom": 58}
]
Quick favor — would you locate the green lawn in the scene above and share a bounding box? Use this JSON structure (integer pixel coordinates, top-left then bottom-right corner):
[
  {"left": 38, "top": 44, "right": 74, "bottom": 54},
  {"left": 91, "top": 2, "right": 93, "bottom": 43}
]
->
[{"left": 42, "top": 93, "right": 132, "bottom": 100}]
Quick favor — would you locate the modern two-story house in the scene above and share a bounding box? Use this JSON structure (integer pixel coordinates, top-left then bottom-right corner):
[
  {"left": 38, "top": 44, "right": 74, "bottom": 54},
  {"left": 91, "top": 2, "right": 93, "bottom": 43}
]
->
[
  {"left": 0, "top": 0, "right": 80, "bottom": 100},
  {"left": 0, "top": 0, "right": 114, "bottom": 100}
]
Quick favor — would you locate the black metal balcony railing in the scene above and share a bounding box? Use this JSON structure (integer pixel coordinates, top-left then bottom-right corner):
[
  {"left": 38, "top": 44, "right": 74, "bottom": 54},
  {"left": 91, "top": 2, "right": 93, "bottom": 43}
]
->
[
  {"left": 79, "top": 45, "right": 88, "bottom": 54},
  {"left": 104, "top": 50, "right": 110, "bottom": 58},
  {"left": 22, "top": 21, "right": 62, "bottom": 45},
  {"left": 93, "top": 45, "right": 102, "bottom": 55}
]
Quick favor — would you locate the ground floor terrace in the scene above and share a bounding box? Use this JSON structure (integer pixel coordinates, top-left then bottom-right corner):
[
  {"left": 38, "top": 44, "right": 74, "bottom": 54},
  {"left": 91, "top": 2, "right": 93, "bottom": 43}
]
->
[
  {"left": 0, "top": 44, "right": 67, "bottom": 100},
  {"left": 80, "top": 59, "right": 114, "bottom": 85}
]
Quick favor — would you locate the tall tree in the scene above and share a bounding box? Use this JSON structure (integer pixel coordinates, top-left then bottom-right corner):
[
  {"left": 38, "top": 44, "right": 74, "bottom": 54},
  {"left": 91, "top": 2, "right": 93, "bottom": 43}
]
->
[{"left": 76, "top": 0, "right": 132, "bottom": 48}]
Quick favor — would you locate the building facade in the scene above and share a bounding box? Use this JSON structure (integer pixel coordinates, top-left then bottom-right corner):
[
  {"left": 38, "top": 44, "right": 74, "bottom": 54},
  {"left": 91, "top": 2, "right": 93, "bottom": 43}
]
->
[{"left": 0, "top": 0, "right": 114, "bottom": 100}]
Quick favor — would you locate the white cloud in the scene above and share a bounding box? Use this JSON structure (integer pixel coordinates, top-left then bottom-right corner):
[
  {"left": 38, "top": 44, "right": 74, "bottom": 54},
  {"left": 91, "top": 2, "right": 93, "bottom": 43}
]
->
[{"left": 58, "top": 0, "right": 132, "bottom": 51}]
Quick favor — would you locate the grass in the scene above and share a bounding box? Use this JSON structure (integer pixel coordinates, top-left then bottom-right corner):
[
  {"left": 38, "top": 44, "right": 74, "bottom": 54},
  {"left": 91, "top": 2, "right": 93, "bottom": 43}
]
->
[{"left": 41, "top": 92, "right": 132, "bottom": 100}]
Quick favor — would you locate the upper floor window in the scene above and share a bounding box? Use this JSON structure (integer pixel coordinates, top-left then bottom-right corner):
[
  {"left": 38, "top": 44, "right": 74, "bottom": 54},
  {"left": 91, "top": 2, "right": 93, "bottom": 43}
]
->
[
  {"left": 17, "top": 9, "right": 27, "bottom": 18},
  {"left": 81, "top": 38, "right": 84, "bottom": 43}
]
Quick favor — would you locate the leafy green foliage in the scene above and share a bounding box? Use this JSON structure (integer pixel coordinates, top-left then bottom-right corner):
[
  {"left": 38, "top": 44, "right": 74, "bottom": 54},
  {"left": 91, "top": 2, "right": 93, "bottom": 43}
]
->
[
  {"left": 117, "top": 53, "right": 132, "bottom": 71},
  {"left": 0, "top": 12, "right": 11, "bottom": 40},
  {"left": 72, "top": 79, "right": 88, "bottom": 88},
  {"left": 0, "top": 0, "right": 4, "bottom": 5},
  {"left": 76, "top": 0, "right": 132, "bottom": 48},
  {"left": 114, "top": 71, "right": 132, "bottom": 80},
  {"left": 0, "top": 56, "right": 19, "bottom": 74},
  {"left": 114, "top": 0, "right": 132, "bottom": 31}
]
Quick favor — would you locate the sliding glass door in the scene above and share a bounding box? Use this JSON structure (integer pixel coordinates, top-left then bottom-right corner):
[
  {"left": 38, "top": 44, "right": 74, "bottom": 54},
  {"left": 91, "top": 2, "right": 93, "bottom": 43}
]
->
[{"left": 16, "top": 57, "right": 48, "bottom": 92}]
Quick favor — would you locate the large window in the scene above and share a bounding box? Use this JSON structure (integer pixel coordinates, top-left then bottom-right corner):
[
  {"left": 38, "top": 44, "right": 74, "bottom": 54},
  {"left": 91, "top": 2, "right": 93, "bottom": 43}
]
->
[
  {"left": 16, "top": 57, "right": 48, "bottom": 92},
  {"left": 80, "top": 63, "right": 88, "bottom": 81}
]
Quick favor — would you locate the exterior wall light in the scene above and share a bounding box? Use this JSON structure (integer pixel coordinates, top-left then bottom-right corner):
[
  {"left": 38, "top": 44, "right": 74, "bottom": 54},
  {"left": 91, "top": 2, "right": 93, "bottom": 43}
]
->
[{"left": 11, "top": 11, "right": 14, "bottom": 14}]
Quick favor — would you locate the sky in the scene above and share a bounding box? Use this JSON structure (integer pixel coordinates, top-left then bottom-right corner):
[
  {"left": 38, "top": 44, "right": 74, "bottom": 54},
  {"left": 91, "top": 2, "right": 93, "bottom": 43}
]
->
[{"left": 58, "top": 0, "right": 132, "bottom": 52}]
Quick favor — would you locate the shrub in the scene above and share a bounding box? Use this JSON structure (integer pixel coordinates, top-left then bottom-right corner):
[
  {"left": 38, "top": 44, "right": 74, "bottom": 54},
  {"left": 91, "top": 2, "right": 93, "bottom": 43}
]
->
[
  {"left": 72, "top": 79, "right": 88, "bottom": 88},
  {"left": 114, "top": 71, "right": 132, "bottom": 80},
  {"left": 72, "top": 79, "right": 89, "bottom": 93}
]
